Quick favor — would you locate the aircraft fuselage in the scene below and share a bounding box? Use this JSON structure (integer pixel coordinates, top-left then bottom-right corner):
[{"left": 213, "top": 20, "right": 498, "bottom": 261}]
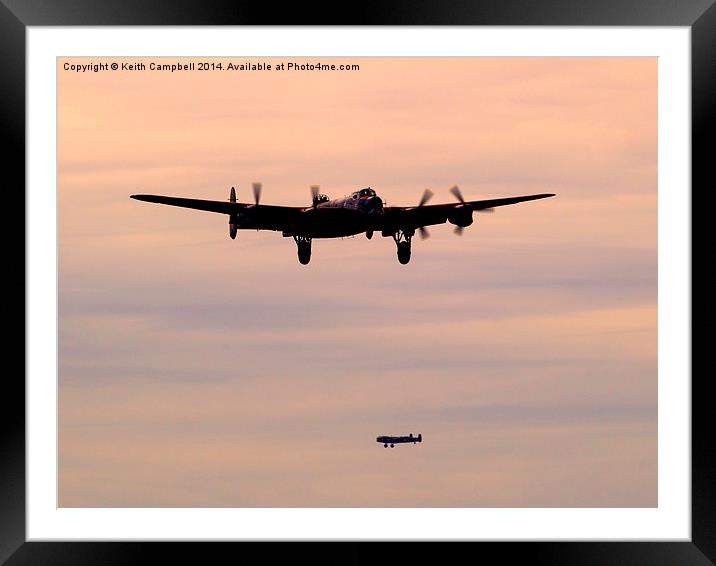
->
[
  {"left": 282, "top": 189, "right": 385, "bottom": 238},
  {"left": 377, "top": 433, "right": 422, "bottom": 447}
]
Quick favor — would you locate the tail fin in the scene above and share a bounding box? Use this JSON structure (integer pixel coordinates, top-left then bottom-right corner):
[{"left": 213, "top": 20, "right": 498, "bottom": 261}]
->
[
  {"left": 418, "top": 434, "right": 422, "bottom": 442},
  {"left": 230, "top": 187, "right": 236, "bottom": 203}
]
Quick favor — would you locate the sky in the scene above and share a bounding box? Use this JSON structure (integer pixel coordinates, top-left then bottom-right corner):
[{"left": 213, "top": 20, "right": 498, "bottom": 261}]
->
[{"left": 58, "top": 57, "right": 657, "bottom": 507}]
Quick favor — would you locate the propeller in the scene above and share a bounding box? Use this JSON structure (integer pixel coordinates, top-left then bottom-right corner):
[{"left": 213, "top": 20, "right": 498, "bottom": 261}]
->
[
  {"left": 252, "top": 182, "right": 262, "bottom": 206},
  {"left": 311, "top": 185, "right": 320, "bottom": 207},
  {"left": 450, "top": 185, "right": 494, "bottom": 213},
  {"left": 449, "top": 184, "right": 464, "bottom": 204},
  {"left": 418, "top": 188, "right": 434, "bottom": 207},
  {"left": 448, "top": 184, "right": 492, "bottom": 237},
  {"left": 418, "top": 189, "right": 435, "bottom": 240},
  {"left": 449, "top": 185, "right": 466, "bottom": 236},
  {"left": 416, "top": 189, "right": 434, "bottom": 239}
]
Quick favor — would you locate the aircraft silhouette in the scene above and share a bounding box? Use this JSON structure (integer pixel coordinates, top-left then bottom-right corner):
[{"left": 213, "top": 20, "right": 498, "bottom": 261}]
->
[
  {"left": 377, "top": 433, "right": 422, "bottom": 448},
  {"left": 131, "top": 185, "right": 555, "bottom": 264}
]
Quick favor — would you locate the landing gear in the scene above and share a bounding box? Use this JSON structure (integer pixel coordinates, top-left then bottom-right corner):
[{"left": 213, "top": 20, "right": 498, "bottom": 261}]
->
[
  {"left": 293, "top": 236, "right": 312, "bottom": 265},
  {"left": 392, "top": 230, "right": 413, "bottom": 264},
  {"left": 384, "top": 444, "right": 388, "bottom": 448},
  {"left": 229, "top": 217, "right": 238, "bottom": 240},
  {"left": 390, "top": 444, "right": 395, "bottom": 448},
  {"left": 397, "top": 242, "right": 411, "bottom": 264}
]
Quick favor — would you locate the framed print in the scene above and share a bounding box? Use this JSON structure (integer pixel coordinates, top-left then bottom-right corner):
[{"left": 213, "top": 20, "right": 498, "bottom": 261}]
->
[{"left": 6, "top": 1, "right": 709, "bottom": 564}]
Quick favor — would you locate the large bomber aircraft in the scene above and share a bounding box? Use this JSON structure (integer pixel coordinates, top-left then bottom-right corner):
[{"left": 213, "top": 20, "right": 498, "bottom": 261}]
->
[
  {"left": 377, "top": 433, "right": 423, "bottom": 448},
  {"left": 131, "top": 184, "right": 554, "bottom": 265}
]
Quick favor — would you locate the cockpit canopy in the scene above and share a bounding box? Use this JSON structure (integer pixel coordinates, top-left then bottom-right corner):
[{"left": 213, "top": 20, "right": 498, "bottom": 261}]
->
[{"left": 359, "top": 187, "right": 376, "bottom": 198}]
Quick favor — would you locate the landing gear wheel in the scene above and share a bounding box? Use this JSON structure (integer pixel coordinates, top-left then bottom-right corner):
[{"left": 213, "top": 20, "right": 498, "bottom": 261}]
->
[
  {"left": 392, "top": 230, "right": 414, "bottom": 264},
  {"left": 294, "top": 236, "right": 312, "bottom": 265},
  {"left": 397, "top": 242, "right": 411, "bottom": 264},
  {"left": 298, "top": 243, "right": 311, "bottom": 265},
  {"left": 390, "top": 444, "right": 394, "bottom": 448},
  {"left": 384, "top": 444, "right": 388, "bottom": 448}
]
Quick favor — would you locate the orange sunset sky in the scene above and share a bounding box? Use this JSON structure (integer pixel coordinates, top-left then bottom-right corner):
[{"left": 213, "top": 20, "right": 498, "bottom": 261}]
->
[{"left": 58, "top": 57, "right": 657, "bottom": 507}]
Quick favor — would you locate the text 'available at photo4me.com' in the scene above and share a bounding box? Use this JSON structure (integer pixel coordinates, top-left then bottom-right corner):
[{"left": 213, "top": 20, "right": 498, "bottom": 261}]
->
[{"left": 62, "top": 60, "right": 362, "bottom": 74}]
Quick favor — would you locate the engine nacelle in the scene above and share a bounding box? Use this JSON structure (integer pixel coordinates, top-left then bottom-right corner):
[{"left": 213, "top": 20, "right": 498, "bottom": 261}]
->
[{"left": 448, "top": 207, "right": 473, "bottom": 228}]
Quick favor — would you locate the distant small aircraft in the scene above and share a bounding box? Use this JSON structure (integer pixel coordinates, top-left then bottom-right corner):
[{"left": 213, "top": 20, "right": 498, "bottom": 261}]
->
[
  {"left": 131, "top": 184, "right": 554, "bottom": 265},
  {"left": 377, "top": 433, "right": 422, "bottom": 448}
]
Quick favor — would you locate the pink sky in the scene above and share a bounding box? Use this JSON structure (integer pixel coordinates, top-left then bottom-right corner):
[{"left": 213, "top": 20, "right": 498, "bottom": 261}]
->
[{"left": 59, "top": 57, "right": 656, "bottom": 507}]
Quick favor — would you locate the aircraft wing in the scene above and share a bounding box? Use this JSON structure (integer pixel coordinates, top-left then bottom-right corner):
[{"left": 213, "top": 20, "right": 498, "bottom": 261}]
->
[
  {"left": 131, "top": 194, "right": 242, "bottom": 214},
  {"left": 381, "top": 193, "right": 555, "bottom": 230},
  {"left": 456, "top": 193, "right": 556, "bottom": 211},
  {"left": 130, "top": 194, "right": 305, "bottom": 229}
]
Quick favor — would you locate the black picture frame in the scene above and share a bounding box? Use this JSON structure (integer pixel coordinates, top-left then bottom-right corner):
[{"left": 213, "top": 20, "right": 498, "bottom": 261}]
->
[{"left": 5, "top": 1, "right": 708, "bottom": 564}]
